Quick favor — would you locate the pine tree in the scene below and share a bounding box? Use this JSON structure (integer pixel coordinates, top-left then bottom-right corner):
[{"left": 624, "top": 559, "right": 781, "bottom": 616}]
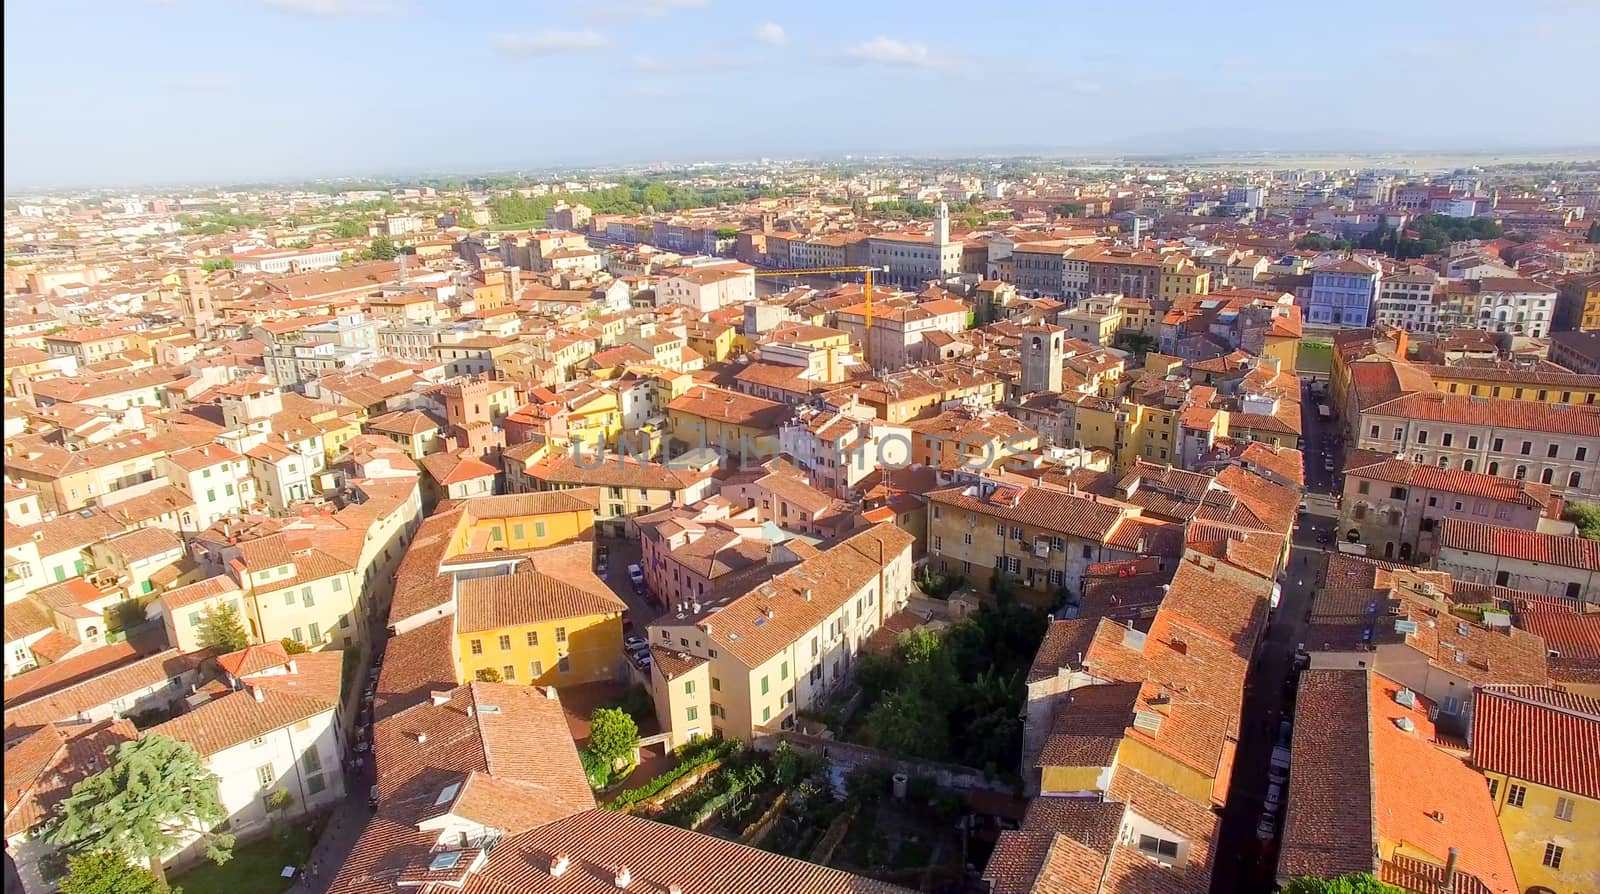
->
[
  {"left": 58, "top": 852, "right": 164, "bottom": 894},
  {"left": 46, "top": 736, "right": 233, "bottom": 885},
  {"left": 196, "top": 602, "right": 249, "bottom": 653}
]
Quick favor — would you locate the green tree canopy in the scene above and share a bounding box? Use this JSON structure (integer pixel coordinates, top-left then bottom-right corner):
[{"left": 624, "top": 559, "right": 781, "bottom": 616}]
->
[
  {"left": 474, "top": 667, "right": 502, "bottom": 682},
  {"left": 1055, "top": 202, "right": 1085, "bottom": 218},
  {"left": 46, "top": 735, "right": 233, "bottom": 884},
  {"left": 365, "top": 235, "right": 398, "bottom": 260},
  {"left": 1284, "top": 874, "right": 1404, "bottom": 894},
  {"left": 333, "top": 219, "right": 366, "bottom": 239},
  {"left": 196, "top": 602, "right": 249, "bottom": 653},
  {"left": 587, "top": 707, "right": 639, "bottom": 765},
  {"left": 1563, "top": 500, "right": 1600, "bottom": 540},
  {"left": 58, "top": 852, "right": 164, "bottom": 894}
]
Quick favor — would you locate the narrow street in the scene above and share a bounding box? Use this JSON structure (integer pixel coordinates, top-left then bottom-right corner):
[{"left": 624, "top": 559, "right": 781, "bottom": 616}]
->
[{"left": 1210, "top": 380, "right": 1339, "bottom": 894}]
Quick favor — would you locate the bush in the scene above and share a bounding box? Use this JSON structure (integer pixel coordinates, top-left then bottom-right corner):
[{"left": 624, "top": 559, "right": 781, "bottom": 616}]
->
[
  {"left": 609, "top": 738, "right": 740, "bottom": 810},
  {"left": 581, "top": 748, "right": 613, "bottom": 789},
  {"left": 588, "top": 707, "right": 640, "bottom": 766}
]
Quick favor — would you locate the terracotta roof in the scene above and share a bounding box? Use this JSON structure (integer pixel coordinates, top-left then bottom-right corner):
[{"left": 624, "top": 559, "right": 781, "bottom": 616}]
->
[
  {"left": 455, "top": 571, "right": 626, "bottom": 634},
  {"left": 1366, "top": 391, "right": 1600, "bottom": 438},
  {"left": 147, "top": 655, "right": 341, "bottom": 756},
  {"left": 419, "top": 451, "right": 499, "bottom": 486},
  {"left": 1344, "top": 451, "right": 1554, "bottom": 509},
  {"left": 1469, "top": 685, "right": 1600, "bottom": 800},
  {"left": 1436, "top": 517, "right": 1600, "bottom": 570},
  {"left": 3, "top": 719, "right": 137, "bottom": 838},
  {"left": 216, "top": 641, "right": 292, "bottom": 678},
  {"left": 374, "top": 614, "right": 457, "bottom": 723},
  {"left": 1278, "top": 669, "right": 1377, "bottom": 880},
  {"left": 4, "top": 648, "right": 207, "bottom": 734},
  {"left": 158, "top": 575, "right": 243, "bottom": 613},
  {"left": 928, "top": 483, "right": 1129, "bottom": 543},
  {"left": 667, "top": 385, "right": 790, "bottom": 430}
]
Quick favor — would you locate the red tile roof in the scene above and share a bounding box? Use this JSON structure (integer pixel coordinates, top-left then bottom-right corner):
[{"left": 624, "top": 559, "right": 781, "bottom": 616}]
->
[
  {"left": 1344, "top": 451, "right": 1554, "bottom": 509},
  {"left": 1469, "top": 685, "right": 1600, "bottom": 800},
  {"left": 1436, "top": 517, "right": 1600, "bottom": 570}
]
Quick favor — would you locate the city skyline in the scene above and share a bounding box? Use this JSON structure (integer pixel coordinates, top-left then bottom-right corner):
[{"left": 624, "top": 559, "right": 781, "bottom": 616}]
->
[{"left": 6, "top": 0, "right": 1600, "bottom": 187}]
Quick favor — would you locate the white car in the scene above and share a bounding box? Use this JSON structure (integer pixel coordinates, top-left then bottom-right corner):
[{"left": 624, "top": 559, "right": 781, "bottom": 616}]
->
[
  {"left": 624, "top": 635, "right": 647, "bottom": 652},
  {"left": 627, "top": 563, "right": 645, "bottom": 588}
]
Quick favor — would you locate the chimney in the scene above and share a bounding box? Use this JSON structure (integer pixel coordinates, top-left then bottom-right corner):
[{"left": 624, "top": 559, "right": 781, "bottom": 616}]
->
[
  {"left": 430, "top": 691, "right": 451, "bottom": 706},
  {"left": 543, "top": 686, "right": 559, "bottom": 700},
  {"left": 549, "top": 854, "right": 570, "bottom": 877},
  {"left": 251, "top": 685, "right": 264, "bottom": 703},
  {"left": 803, "top": 589, "right": 812, "bottom": 602},
  {"left": 287, "top": 658, "right": 298, "bottom": 674},
  {"left": 1171, "top": 638, "right": 1188, "bottom": 655},
  {"left": 412, "top": 731, "right": 428, "bottom": 744},
  {"left": 1442, "top": 847, "right": 1458, "bottom": 889},
  {"left": 613, "top": 866, "right": 631, "bottom": 889},
  {"left": 765, "top": 608, "right": 775, "bottom": 619}
]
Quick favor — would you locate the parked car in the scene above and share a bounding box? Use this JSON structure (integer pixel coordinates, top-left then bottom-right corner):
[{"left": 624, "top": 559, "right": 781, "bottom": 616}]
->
[
  {"left": 368, "top": 784, "right": 380, "bottom": 810},
  {"left": 1256, "top": 814, "right": 1276, "bottom": 841},
  {"left": 1268, "top": 765, "right": 1288, "bottom": 786},
  {"left": 624, "top": 634, "right": 647, "bottom": 653},
  {"left": 627, "top": 563, "right": 646, "bottom": 590},
  {"left": 1277, "top": 720, "right": 1293, "bottom": 747},
  {"left": 1264, "top": 783, "right": 1283, "bottom": 814}
]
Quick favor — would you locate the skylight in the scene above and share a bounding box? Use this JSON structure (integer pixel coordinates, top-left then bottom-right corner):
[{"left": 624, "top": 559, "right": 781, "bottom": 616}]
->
[
  {"left": 433, "top": 781, "right": 461, "bottom": 807},
  {"left": 429, "top": 852, "right": 463, "bottom": 872}
]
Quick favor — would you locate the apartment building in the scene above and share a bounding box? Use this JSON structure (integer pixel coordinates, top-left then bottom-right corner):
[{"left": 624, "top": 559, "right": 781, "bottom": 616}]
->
[
  {"left": 4, "top": 434, "right": 167, "bottom": 514},
  {"left": 1064, "top": 246, "right": 1165, "bottom": 301},
  {"left": 656, "top": 264, "right": 756, "bottom": 312},
  {"left": 210, "top": 530, "right": 356, "bottom": 649},
  {"left": 1303, "top": 257, "right": 1381, "bottom": 327},
  {"left": 1433, "top": 518, "right": 1600, "bottom": 602},
  {"left": 147, "top": 648, "right": 345, "bottom": 844},
  {"left": 158, "top": 444, "right": 255, "bottom": 531},
  {"left": 509, "top": 453, "right": 717, "bottom": 538},
  {"left": 779, "top": 406, "right": 910, "bottom": 497},
  {"left": 926, "top": 476, "right": 1178, "bottom": 599},
  {"left": 1469, "top": 686, "right": 1599, "bottom": 894},
  {"left": 1338, "top": 451, "right": 1558, "bottom": 562},
  {"left": 3, "top": 720, "right": 137, "bottom": 894},
  {"left": 41, "top": 327, "right": 131, "bottom": 365},
  {"left": 1554, "top": 272, "right": 1600, "bottom": 331},
  {"left": 1372, "top": 268, "right": 1439, "bottom": 333},
  {"left": 454, "top": 568, "right": 626, "bottom": 687},
  {"left": 665, "top": 385, "right": 788, "bottom": 460},
  {"left": 647, "top": 523, "right": 915, "bottom": 746},
  {"left": 1354, "top": 392, "right": 1600, "bottom": 498},
  {"left": 832, "top": 297, "right": 968, "bottom": 369}
]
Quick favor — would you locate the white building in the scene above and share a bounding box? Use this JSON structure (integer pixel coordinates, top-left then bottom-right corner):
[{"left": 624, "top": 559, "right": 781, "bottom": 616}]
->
[
  {"left": 656, "top": 263, "right": 756, "bottom": 312},
  {"left": 1373, "top": 268, "right": 1440, "bottom": 333},
  {"left": 1471, "top": 277, "right": 1557, "bottom": 339},
  {"left": 158, "top": 445, "right": 255, "bottom": 531}
]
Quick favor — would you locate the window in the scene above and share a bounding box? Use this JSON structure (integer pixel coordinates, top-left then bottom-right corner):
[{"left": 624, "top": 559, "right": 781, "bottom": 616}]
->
[
  {"left": 1488, "top": 462, "right": 1500, "bottom": 476},
  {"left": 1393, "top": 427, "right": 1403, "bottom": 441},
  {"left": 290, "top": 627, "right": 304, "bottom": 643},
  {"left": 332, "top": 577, "right": 342, "bottom": 591},
  {"left": 781, "top": 661, "right": 789, "bottom": 680},
  {"left": 555, "top": 626, "right": 567, "bottom": 643},
  {"left": 962, "top": 532, "right": 972, "bottom": 545},
  {"left": 302, "top": 587, "right": 314, "bottom": 607},
  {"left": 498, "top": 634, "right": 511, "bottom": 651},
  {"left": 557, "top": 655, "right": 571, "bottom": 674},
  {"left": 1493, "top": 438, "right": 1504, "bottom": 452},
  {"left": 1486, "top": 778, "right": 1499, "bottom": 801},
  {"left": 512, "top": 523, "right": 524, "bottom": 540},
  {"left": 1555, "top": 796, "right": 1574, "bottom": 822},
  {"left": 1468, "top": 435, "right": 1479, "bottom": 450},
  {"left": 1441, "top": 696, "right": 1461, "bottom": 716},
  {"left": 1515, "top": 465, "right": 1527, "bottom": 481},
  {"left": 1542, "top": 843, "right": 1564, "bottom": 869},
  {"left": 711, "top": 677, "right": 720, "bottom": 691},
  {"left": 1137, "top": 835, "right": 1180, "bottom": 860},
  {"left": 1579, "top": 446, "right": 1589, "bottom": 461},
  {"left": 1390, "top": 486, "right": 1406, "bottom": 500},
  {"left": 1416, "top": 430, "right": 1427, "bottom": 445},
  {"left": 1358, "top": 481, "right": 1371, "bottom": 495},
  {"left": 530, "top": 660, "right": 543, "bottom": 677},
  {"left": 1442, "top": 432, "right": 1452, "bottom": 447},
  {"left": 686, "top": 706, "right": 698, "bottom": 721},
  {"left": 502, "top": 664, "right": 515, "bottom": 680},
  {"left": 1370, "top": 425, "right": 1380, "bottom": 438},
  {"left": 256, "top": 763, "right": 274, "bottom": 790},
  {"left": 1507, "top": 783, "right": 1527, "bottom": 808},
  {"left": 762, "top": 706, "right": 771, "bottom": 723},
  {"left": 933, "top": 535, "right": 943, "bottom": 551},
  {"left": 526, "top": 631, "right": 539, "bottom": 647},
  {"left": 1541, "top": 468, "right": 1554, "bottom": 485},
  {"left": 761, "top": 675, "right": 770, "bottom": 695},
  {"left": 1548, "top": 443, "right": 1560, "bottom": 459},
  {"left": 284, "top": 590, "right": 296, "bottom": 606},
  {"left": 308, "top": 622, "right": 320, "bottom": 643},
  {"left": 188, "top": 611, "right": 202, "bottom": 628},
  {"left": 470, "top": 639, "right": 483, "bottom": 655}
]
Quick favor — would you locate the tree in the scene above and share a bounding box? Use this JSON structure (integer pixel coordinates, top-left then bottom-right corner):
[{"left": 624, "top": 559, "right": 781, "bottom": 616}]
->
[
  {"left": 1055, "top": 202, "right": 1085, "bottom": 218},
  {"left": 196, "top": 602, "right": 249, "bottom": 653},
  {"left": 365, "top": 235, "right": 397, "bottom": 260},
  {"left": 280, "top": 637, "right": 308, "bottom": 655},
  {"left": 587, "top": 707, "right": 639, "bottom": 766},
  {"left": 46, "top": 735, "right": 233, "bottom": 885},
  {"left": 1563, "top": 500, "right": 1600, "bottom": 540},
  {"left": 474, "top": 667, "right": 502, "bottom": 682},
  {"left": 333, "top": 219, "right": 365, "bottom": 239},
  {"left": 861, "top": 690, "right": 949, "bottom": 760},
  {"left": 1284, "top": 874, "right": 1403, "bottom": 894},
  {"left": 58, "top": 852, "right": 163, "bottom": 894}
]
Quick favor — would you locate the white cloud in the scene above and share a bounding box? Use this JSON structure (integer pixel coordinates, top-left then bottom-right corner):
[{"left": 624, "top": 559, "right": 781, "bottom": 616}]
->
[
  {"left": 754, "top": 22, "right": 786, "bottom": 45},
  {"left": 262, "top": 0, "right": 396, "bottom": 15},
  {"left": 492, "top": 30, "right": 609, "bottom": 55},
  {"left": 843, "top": 37, "right": 941, "bottom": 68}
]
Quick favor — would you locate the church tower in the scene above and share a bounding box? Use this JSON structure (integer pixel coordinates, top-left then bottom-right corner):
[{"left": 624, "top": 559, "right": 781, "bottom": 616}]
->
[{"left": 1019, "top": 325, "right": 1064, "bottom": 395}]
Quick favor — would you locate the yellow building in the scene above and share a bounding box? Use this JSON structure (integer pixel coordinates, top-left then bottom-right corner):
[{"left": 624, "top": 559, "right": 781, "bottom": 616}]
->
[
  {"left": 1431, "top": 366, "right": 1600, "bottom": 405},
  {"left": 233, "top": 532, "right": 361, "bottom": 651},
  {"left": 666, "top": 385, "right": 787, "bottom": 458},
  {"left": 684, "top": 320, "right": 736, "bottom": 363},
  {"left": 449, "top": 488, "right": 601, "bottom": 554},
  {"left": 1471, "top": 686, "right": 1600, "bottom": 894},
  {"left": 1159, "top": 257, "right": 1211, "bottom": 298},
  {"left": 455, "top": 575, "right": 625, "bottom": 687}
]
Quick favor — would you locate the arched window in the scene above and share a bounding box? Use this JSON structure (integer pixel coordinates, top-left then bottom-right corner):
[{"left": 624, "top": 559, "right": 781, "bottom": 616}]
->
[{"left": 1570, "top": 471, "right": 1582, "bottom": 489}]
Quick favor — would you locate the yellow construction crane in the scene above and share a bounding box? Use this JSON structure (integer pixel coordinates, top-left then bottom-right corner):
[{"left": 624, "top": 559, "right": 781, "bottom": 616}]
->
[{"left": 751, "top": 265, "right": 889, "bottom": 328}]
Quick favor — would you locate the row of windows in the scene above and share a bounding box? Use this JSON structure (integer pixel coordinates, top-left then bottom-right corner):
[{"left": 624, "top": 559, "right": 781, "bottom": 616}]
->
[
  {"left": 1376, "top": 425, "right": 1593, "bottom": 462},
  {"left": 477, "top": 655, "right": 572, "bottom": 680},
  {"left": 470, "top": 626, "right": 567, "bottom": 653}
]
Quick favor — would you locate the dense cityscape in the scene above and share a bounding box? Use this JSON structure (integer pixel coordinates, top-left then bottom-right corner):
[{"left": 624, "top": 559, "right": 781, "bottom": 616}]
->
[{"left": 5, "top": 4, "right": 1600, "bottom": 894}]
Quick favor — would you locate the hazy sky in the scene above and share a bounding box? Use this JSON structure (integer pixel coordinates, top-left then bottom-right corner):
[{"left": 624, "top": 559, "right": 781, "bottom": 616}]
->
[{"left": 5, "top": 0, "right": 1599, "bottom": 187}]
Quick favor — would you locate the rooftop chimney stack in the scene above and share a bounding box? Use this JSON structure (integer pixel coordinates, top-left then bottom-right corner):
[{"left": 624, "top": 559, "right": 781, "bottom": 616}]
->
[{"left": 1443, "top": 847, "right": 1459, "bottom": 889}]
